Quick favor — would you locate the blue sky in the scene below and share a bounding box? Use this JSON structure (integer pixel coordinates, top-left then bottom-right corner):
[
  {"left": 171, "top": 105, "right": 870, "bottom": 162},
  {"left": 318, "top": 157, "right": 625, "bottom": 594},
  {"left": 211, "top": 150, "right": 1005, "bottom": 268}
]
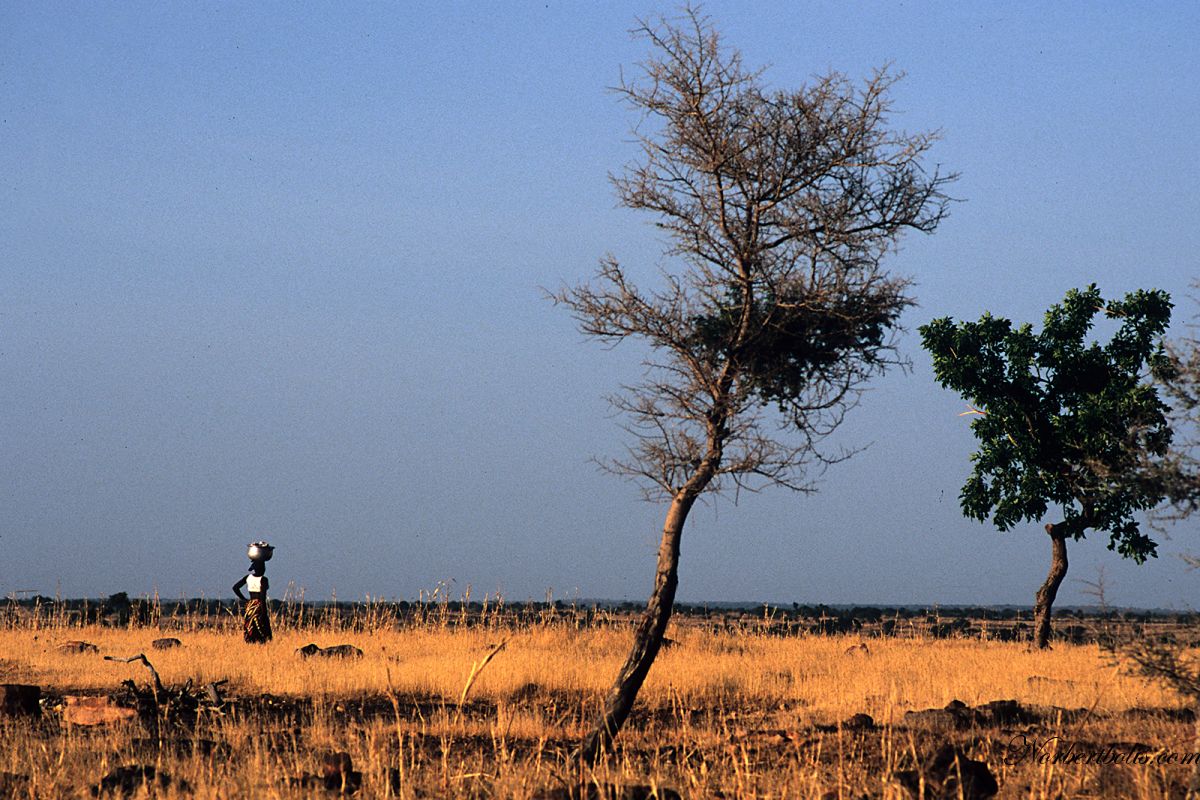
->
[{"left": 3, "top": 2, "right": 1198, "bottom": 608}]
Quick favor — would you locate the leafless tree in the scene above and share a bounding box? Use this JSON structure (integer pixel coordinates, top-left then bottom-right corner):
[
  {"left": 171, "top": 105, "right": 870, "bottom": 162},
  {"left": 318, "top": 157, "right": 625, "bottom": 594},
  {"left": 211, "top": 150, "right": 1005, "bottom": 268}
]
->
[
  {"left": 556, "top": 8, "right": 955, "bottom": 762},
  {"left": 1154, "top": 286, "right": 1200, "bottom": 522},
  {"left": 1106, "top": 287, "right": 1200, "bottom": 796}
]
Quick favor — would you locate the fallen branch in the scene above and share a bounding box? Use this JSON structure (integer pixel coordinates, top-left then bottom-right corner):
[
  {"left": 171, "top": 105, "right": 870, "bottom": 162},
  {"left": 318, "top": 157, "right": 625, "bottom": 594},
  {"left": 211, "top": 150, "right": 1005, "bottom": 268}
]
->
[{"left": 104, "top": 653, "right": 164, "bottom": 697}]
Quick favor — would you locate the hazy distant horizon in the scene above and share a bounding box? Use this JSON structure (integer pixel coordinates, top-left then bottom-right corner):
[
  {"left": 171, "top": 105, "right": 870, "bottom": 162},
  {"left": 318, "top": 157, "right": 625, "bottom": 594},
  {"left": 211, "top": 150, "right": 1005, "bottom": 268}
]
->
[{"left": 7, "top": 589, "right": 1193, "bottom": 617}]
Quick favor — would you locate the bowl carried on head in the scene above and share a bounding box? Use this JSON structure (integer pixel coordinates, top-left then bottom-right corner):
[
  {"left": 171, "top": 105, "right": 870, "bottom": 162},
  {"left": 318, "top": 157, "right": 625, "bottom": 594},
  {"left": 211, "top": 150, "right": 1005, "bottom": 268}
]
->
[{"left": 247, "top": 541, "right": 274, "bottom": 562}]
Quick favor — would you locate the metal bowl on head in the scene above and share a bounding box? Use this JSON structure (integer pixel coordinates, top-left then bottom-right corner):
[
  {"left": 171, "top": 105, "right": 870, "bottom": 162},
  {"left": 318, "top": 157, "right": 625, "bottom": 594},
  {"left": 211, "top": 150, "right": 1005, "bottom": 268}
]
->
[{"left": 247, "top": 541, "right": 274, "bottom": 562}]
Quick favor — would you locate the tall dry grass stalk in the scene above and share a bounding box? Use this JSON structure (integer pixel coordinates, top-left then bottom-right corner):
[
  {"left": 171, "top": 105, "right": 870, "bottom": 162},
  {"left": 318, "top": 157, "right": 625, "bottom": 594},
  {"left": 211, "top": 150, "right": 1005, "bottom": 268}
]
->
[{"left": 0, "top": 604, "right": 1196, "bottom": 798}]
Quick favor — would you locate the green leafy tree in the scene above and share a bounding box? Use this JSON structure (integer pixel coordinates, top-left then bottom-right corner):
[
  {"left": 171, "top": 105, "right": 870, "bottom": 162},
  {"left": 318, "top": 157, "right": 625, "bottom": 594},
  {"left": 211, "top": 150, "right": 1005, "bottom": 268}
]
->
[{"left": 920, "top": 285, "right": 1174, "bottom": 648}]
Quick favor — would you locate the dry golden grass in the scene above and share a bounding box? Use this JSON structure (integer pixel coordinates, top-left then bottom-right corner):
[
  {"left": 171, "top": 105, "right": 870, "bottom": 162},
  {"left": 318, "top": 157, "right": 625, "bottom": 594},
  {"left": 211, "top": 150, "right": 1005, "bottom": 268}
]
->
[
  {"left": 1, "top": 624, "right": 1177, "bottom": 715},
  {"left": 0, "top": 611, "right": 1195, "bottom": 798}
]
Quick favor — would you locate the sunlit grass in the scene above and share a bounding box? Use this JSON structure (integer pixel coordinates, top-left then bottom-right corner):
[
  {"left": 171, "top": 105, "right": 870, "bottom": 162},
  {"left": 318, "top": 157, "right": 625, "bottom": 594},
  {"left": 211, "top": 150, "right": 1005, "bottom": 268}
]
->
[{"left": 0, "top": 606, "right": 1193, "bottom": 798}]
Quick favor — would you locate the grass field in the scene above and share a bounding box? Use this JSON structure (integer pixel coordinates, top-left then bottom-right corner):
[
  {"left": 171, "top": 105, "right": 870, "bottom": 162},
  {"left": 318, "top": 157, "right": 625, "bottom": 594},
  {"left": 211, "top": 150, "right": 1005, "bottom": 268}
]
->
[{"left": 0, "top": 603, "right": 1196, "bottom": 798}]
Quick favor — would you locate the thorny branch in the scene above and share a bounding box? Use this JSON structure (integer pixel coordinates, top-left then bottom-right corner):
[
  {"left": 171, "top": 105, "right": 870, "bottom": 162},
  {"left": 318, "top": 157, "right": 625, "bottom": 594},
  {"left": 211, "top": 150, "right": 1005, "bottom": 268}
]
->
[{"left": 554, "top": 6, "right": 953, "bottom": 502}]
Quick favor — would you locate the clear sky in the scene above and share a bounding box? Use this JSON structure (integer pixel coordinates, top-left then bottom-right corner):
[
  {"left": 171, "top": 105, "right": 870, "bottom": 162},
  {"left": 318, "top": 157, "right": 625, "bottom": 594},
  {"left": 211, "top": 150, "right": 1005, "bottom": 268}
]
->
[{"left": 3, "top": 2, "right": 1198, "bottom": 609}]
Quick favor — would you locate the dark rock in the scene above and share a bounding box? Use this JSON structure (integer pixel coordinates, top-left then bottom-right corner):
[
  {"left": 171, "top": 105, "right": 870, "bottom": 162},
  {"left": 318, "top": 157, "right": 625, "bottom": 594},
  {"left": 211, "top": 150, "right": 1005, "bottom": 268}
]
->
[
  {"left": 58, "top": 640, "right": 99, "bottom": 654},
  {"left": 318, "top": 751, "right": 362, "bottom": 793},
  {"left": 320, "top": 644, "right": 364, "bottom": 658},
  {"left": 977, "top": 699, "right": 1034, "bottom": 726},
  {"left": 321, "top": 751, "right": 354, "bottom": 779},
  {"left": 151, "top": 637, "right": 182, "bottom": 650},
  {"left": 297, "top": 643, "right": 364, "bottom": 659},
  {"left": 906, "top": 699, "right": 1043, "bottom": 730},
  {"left": 0, "top": 684, "right": 40, "bottom": 717},
  {"left": 842, "top": 713, "right": 875, "bottom": 730},
  {"left": 317, "top": 770, "right": 362, "bottom": 793},
  {"left": 894, "top": 744, "right": 997, "bottom": 800}
]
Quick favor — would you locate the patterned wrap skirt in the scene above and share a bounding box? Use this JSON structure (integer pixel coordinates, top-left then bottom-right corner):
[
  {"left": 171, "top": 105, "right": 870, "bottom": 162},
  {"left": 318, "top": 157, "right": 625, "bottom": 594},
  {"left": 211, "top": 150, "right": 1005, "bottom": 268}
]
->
[{"left": 243, "top": 598, "right": 273, "bottom": 643}]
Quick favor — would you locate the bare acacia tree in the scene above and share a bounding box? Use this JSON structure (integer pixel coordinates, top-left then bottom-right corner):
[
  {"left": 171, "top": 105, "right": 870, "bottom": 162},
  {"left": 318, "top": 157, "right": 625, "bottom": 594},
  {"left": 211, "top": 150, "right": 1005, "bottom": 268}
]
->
[
  {"left": 1107, "top": 287, "right": 1200, "bottom": 796},
  {"left": 556, "top": 9, "right": 954, "bottom": 762},
  {"left": 1154, "top": 285, "right": 1200, "bottom": 521}
]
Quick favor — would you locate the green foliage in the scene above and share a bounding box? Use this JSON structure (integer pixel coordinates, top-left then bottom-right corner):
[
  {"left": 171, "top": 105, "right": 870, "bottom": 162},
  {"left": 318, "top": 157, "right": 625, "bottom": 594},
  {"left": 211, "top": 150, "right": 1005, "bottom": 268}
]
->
[
  {"left": 688, "top": 280, "right": 909, "bottom": 418},
  {"left": 919, "top": 285, "right": 1174, "bottom": 562}
]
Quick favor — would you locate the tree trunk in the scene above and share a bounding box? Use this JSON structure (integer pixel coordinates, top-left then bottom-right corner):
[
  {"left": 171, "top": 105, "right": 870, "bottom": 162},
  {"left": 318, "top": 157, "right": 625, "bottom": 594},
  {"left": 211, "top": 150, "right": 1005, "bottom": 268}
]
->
[
  {"left": 577, "top": 486, "right": 703, "bottom": 764},
  {"left": 1033, "top": 523, "right": 1069, "bottom": 649}
]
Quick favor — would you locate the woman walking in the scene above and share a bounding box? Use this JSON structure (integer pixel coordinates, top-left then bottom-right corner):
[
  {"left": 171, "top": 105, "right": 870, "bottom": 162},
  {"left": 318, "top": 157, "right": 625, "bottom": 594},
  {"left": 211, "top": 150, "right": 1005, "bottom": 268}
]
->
[{"left": 233, "top": 541, "right": 274, "bottom": 643}]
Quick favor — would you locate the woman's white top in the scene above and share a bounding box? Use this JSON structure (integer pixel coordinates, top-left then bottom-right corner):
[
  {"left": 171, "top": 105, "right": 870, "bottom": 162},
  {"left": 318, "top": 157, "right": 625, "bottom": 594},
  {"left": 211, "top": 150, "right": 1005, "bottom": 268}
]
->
[{"left": 246, "top": 574, "right": 264, "bottom": 594}]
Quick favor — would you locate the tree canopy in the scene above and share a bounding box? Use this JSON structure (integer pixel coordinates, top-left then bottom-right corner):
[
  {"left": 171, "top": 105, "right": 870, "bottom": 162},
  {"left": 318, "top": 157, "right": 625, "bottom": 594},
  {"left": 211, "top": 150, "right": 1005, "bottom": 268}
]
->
[
  {"left": 920, "top": 285, "right": 1174, "bottom": 561},
  {"left": 559, "top": 7, "right": 954, "bottom": 757}
]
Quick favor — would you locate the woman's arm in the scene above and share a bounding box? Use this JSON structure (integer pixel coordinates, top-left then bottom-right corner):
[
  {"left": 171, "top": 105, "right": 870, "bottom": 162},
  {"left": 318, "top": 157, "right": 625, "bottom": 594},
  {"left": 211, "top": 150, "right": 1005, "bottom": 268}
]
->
[{"left": 232, "top": 574, "right": 247, "bottom": 601}]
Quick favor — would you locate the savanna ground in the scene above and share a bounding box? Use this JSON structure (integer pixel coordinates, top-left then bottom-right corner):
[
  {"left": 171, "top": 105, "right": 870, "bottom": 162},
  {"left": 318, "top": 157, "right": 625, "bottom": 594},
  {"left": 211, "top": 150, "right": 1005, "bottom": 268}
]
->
[{"left": 0, "top": 598, "right": 1197, "bottom": 798}]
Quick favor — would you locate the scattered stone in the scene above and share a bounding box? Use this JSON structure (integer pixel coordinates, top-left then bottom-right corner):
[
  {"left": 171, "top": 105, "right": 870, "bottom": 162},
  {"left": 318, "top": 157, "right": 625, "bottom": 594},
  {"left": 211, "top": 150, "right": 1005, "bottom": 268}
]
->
[
  {"left": 0, "top": 684, "right": 40, "bottom": 717},
  {"left": 812, "top": 713, "right": 876, "bottom": 734},
  {"left": 976, "top": 699, "right": 1034, "bottom": 726},
  {"left": 91, "top": 765, "right": 189, "bottom": 796},
  {"left": 893, "top": 744, "right": 998, "bottom": 800},
  {"left": 531, "top": 785, "right": 682, "bottom": 800},
  {"left": 63, "top": 695, "right": 138, "bottom": 726},
  {"left": 58, "top": 640, "right": 99, "bottom": 654},
  {"left": 296, "top": 643, "right": 364, "bottom": 659},
  {"left": 842, "top": 713, "right": 875, "bottom": 731},
  {"left": 904, "top": 699, "right": 1047, "bottom": 730},
  {"left": 151, "top": 637, "right": 182, "bottom": 650}
]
